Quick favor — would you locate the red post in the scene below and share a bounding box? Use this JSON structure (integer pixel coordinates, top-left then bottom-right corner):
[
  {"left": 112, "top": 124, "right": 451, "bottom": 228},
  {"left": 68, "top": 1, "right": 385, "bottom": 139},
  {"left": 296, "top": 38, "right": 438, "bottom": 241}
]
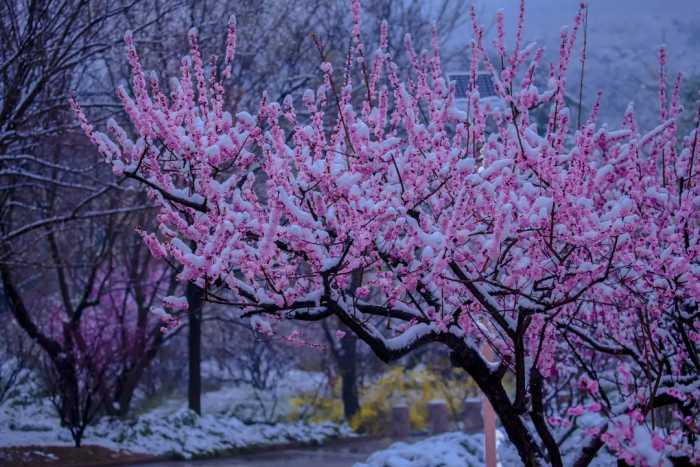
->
[{"left": 481, "top": 344, "right": 497, "bottom": 467}]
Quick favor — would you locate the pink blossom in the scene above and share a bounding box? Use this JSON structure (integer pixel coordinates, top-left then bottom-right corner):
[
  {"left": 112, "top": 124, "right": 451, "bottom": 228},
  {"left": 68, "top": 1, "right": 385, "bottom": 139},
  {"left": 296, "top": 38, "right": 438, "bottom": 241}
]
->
[{"left": 587, "top": 402, "right": 601, "bottom": 413}]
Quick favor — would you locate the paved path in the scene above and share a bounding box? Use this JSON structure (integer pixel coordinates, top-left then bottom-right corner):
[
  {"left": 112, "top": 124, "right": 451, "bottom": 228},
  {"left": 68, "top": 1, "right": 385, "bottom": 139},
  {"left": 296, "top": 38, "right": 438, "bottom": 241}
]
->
[{"left": 134, "top": 437, "right": 413, "bottom": 467}]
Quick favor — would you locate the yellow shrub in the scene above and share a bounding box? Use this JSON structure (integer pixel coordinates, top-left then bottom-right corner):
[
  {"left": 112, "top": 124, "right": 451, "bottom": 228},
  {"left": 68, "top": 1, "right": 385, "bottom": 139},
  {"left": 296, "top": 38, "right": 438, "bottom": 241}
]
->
[{"left": 288, "top": 364, "right": 479, "bottom": 434}]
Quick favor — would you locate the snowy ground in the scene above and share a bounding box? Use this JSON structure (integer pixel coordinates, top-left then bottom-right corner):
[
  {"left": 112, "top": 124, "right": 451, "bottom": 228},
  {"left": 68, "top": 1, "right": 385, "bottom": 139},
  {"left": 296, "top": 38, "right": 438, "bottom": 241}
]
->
[
  {"left": 0, "top": 367, "right": 350, "bottom": 459},
  {"left": 197, "top": 362, "right": 327, "bottom": 422},
  {"left": 354, "top": 432, "right": 523, "bottom": 467},
  {"left": 355, "top": 432, "right": 491, "bottom": 467},
  {"left": 353, "top": 429, "right": 618, "bottom": 467},
  {"left": 1, "top": 366, "right": 618, "bottom": 466},
  {"left": 140, "top": 432, "right": 521, "bottom": 467}
]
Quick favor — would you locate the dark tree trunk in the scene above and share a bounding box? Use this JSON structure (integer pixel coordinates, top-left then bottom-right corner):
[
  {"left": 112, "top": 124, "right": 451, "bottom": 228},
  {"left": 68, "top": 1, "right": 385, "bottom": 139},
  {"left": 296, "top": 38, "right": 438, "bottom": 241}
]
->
[
  {"left": 110, "top": 360, "right": 149, "bottom": 417},
  {"left": 321, "top": 320, "right": 361, "bottom": 422},
  {"left": 448, "top": 338, "right": 546, "bottom": 467},
  {"left": 338, "top": 333, "right": 360, "bottom": 420},
  {"left": 186, "top": 282, "right": 204, "bottom": 414},
  {"left": 56, "top": 354, "right": 82, "bottom": 446},
  {"left": 2, "top": 265, "right": 84, "bottom": 446},
  {"left": 107, "top": 330, "right": 165, "bottom": 417},
  {"left": 72, "top": 423, "right": 86, "bottom": 448}
]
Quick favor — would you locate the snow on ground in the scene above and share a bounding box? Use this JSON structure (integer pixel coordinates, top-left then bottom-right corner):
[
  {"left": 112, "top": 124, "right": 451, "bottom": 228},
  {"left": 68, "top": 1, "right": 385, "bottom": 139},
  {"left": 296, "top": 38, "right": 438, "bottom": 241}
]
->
[
  {"left": 354, "top": 427, "right": 620, "bottom": 467},
  {"left": 88, "top": 410, "right": 352, "bottom": 459},
  {"left": 196, "top": 363, "right": 327, "bottom": 422},
  {"left": 354, "top": 431, "right": 522, "bottom": 467},
  {"left": 354, "top": 432, "right": 487, "bottom": 467},
  {"left": 0, "top": 367, "right": 350, "bottom": 459}
]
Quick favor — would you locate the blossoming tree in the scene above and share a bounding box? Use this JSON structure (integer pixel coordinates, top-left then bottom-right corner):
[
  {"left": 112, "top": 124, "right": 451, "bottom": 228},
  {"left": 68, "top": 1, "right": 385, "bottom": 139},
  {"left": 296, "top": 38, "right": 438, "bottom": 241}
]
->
[
  {"left": 74, "top": 1, "right": 700, "bottom": 465},
  {"left": 26, "top": 236, "right": 175, "bottom": 447}
]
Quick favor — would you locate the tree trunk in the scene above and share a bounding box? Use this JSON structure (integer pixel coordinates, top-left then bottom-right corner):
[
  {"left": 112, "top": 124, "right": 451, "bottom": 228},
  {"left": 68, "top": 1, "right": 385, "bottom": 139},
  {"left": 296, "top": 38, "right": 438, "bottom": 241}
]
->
[
  {"left": 2, "top": 265, "right": 88, "bottom": 447},
  {"left": 449, "top": 342, "right": 546, "bottom": 467},
  {"left": 338, "top": 333, "right": 360, "bottom": 420},
  {"left": 111, "top": 363, "right": 147, "bottom": 417},
  {"left": 109, "top": 330, "right": 165, "bottom": 417},
  {"left": 56, "top": 355, "right": 82, "bottom": 446},
  {"left": 187, "top": 282, "right": 204, "bottom": 414}
]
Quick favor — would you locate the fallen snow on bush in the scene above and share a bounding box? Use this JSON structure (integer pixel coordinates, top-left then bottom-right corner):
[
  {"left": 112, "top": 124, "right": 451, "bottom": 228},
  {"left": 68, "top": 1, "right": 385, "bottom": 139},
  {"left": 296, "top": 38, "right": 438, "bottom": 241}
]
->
[
  {"left": 0, "top": 368, "right": 351, "bottom": 459},
  {"left": 355, "top": 432, "right": 500, "bottom": 467},
  {"left": 355, "top": 429, "right": 619, "bottom": 467},
  {"left": 89, "top": 410, "right": 352, "bottom": 458}
]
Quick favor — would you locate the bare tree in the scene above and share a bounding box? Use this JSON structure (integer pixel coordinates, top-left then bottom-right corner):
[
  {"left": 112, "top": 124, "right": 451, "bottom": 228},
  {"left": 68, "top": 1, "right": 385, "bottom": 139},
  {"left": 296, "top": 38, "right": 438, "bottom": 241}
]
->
[{"left": 0, "top": 0, "right": 182, "bottom": 445}]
